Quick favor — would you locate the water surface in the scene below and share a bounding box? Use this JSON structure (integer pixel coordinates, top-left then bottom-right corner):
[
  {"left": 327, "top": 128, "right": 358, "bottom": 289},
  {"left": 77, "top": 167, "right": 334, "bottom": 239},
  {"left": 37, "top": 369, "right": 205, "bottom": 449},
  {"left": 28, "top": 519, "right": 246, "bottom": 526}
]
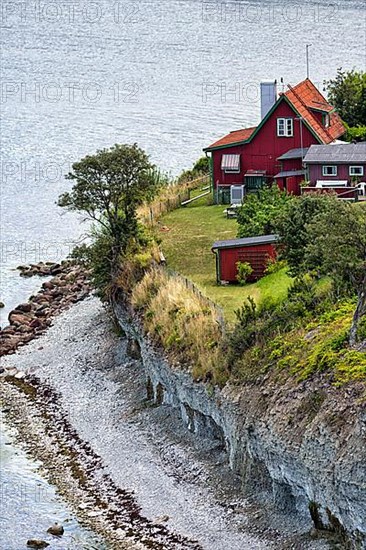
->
[
  {"left": 0, "top": 414, "right": 107, "bottom": 549},
  {"left": 1, "top": 0, "right": 365, "bottom": 321}
]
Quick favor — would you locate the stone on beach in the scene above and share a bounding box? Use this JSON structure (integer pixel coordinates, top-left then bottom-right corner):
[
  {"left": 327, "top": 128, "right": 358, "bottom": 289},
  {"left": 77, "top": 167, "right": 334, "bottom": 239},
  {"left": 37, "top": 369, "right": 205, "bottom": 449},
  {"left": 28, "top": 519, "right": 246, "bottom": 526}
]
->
[
  {"left": 26, "top": 540, "right": 49, "bottom": 549},
  {"left": 8, "top": 312, "right": 33, "bottom": 326},
  {"left": 16, "top": 303, "right": 32, "bottom": 313},
  {"left": 47, "top": 522, "right": 64, "bottom": 536}
]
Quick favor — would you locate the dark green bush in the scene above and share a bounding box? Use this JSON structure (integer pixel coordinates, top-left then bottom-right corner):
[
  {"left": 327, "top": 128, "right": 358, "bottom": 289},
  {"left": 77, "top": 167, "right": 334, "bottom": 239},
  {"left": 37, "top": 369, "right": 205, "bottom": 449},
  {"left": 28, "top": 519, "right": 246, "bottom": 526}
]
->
[{"left": 237, "top": 186, "right": 293, "bottom": 238}]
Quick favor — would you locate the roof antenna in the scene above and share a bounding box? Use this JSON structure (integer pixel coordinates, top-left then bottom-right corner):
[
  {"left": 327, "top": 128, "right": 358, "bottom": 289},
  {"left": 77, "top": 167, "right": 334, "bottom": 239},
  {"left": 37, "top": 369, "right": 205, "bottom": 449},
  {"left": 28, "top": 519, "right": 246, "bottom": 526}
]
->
[{"left": 306, "top": 44, "right": 312, "bottom": 79}]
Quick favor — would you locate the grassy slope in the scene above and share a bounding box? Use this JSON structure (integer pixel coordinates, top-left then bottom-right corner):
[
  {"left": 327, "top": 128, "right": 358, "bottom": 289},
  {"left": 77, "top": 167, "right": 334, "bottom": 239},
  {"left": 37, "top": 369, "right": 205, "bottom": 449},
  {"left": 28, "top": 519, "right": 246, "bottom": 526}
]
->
[
  {"left": 159, "top": 201, "right": 292, "bottom": 322},
  {"left": 148, "top": 197, "right": 365, "bottom": 386},
  {"left": 235, "top": 301, "right": 366, "bottom": 386}
]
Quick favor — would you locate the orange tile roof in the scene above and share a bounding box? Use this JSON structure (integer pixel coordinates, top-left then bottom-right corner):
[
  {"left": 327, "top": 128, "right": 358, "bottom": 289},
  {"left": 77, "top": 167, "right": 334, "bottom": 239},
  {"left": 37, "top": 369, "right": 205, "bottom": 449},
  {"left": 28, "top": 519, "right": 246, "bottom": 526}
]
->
[
  {"left": 206, "top": 126, "right": 256, "bottom": 149},
  {"left": 205, "top": 79, "right": 346, "bottom": 151},
  {"left": 284, "top": 79, "right": 346, "bottom": 144}
]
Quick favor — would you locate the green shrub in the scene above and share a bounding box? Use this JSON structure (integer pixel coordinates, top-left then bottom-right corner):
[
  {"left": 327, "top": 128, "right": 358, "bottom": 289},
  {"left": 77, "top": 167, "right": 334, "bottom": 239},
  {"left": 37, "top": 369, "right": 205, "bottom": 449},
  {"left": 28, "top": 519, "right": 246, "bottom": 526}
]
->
[
  {"left": 177, "top": 156, "right": 209, "bottom": 183},
  {"left": 225, "top": 274, "right": 337, "bottom": 370},
  {"left": 70, "top": 229, "right": 115, "bottom": 298},
  {"left": 236, "top": 261, "right": 253, "bottom": 285},
  {"left": 237, "top": 186, "right": 293, "bottom": 238}
]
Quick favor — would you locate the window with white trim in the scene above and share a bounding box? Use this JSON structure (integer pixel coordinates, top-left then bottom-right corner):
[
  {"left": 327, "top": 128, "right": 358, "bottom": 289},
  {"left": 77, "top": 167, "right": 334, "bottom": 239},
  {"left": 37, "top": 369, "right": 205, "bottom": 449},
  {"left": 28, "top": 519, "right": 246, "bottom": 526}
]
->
[
  {"left": 277, "top": 118, "right": 293, "bottom": 137},
  {"left": 349, "top": 166, "right": 364, "bottom": 176},
  {"left": 322, "top": 165, "right": 337, "bottom": 176}
]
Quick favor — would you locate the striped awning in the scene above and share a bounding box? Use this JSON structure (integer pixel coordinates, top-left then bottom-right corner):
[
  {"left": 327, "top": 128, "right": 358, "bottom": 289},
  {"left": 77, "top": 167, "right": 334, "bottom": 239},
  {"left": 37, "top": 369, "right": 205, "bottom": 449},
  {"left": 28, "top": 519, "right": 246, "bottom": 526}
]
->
[{"left": 221, "top": 154, "right": 240, "bottom": 171}]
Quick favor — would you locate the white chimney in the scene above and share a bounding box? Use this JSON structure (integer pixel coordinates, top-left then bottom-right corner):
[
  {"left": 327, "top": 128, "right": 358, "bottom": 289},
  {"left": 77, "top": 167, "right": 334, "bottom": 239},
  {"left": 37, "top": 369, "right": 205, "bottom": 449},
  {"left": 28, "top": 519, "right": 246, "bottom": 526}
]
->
[{"left": 260, "top": 81, "right": 277, "bottom": 120}]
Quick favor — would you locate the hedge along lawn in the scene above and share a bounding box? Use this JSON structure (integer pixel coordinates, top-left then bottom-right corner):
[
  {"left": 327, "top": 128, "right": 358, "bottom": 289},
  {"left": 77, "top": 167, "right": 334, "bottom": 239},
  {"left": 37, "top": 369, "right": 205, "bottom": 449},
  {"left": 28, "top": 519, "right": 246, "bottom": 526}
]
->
[{"left": 158, "top": 201, "right": 292, "bottom": 323}]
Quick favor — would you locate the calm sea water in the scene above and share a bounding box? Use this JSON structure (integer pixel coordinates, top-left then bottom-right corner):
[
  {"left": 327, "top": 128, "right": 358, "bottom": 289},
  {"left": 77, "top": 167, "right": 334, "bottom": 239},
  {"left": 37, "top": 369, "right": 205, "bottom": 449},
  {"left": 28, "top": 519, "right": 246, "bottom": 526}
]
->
[
  {"left": 1, "top": 0, "right": 365, "bottom": 319},
  {"left": 0, "top": 0, "right": 365, "bottom": 544}
]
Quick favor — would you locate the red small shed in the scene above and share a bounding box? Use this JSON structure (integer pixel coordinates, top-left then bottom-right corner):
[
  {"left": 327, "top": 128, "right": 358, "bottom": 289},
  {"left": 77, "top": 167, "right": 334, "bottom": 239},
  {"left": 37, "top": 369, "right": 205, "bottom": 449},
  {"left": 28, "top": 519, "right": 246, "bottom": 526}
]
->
[{"left": 212, "top": 235, "right": 279, "bottom": 284}]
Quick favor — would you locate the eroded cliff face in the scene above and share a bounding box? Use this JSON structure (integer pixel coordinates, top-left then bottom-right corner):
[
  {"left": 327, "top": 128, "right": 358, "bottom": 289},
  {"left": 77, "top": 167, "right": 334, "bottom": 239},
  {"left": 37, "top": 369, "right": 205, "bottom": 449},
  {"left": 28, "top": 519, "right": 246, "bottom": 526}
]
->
[{"left": 114, "top": 302, "right": 366, "bottom": 549}]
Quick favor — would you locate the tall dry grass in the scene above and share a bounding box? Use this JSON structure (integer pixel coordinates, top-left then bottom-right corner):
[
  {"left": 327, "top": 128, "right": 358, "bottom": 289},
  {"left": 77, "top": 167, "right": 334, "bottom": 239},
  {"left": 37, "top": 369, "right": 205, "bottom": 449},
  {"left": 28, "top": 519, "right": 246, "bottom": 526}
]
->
[
  {"left": 113, "top": 241, "right": 162, "bottom": 295},
  {"left": 131, "top": 267, "right": 227, "bottom": 384}
]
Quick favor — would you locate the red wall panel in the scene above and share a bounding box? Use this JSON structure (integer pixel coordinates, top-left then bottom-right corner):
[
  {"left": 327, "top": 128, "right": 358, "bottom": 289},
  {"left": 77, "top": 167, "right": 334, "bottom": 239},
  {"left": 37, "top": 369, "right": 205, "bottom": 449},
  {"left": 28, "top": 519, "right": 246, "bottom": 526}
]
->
[
  {"left": 211, "top": 98, "right": 320, "bottom": 194},
  {"left": 218, "top": 244, "right": 276, "bottom": 283},
  {"left": 308, "top": 164, "right": 366, "bottom": 184}
]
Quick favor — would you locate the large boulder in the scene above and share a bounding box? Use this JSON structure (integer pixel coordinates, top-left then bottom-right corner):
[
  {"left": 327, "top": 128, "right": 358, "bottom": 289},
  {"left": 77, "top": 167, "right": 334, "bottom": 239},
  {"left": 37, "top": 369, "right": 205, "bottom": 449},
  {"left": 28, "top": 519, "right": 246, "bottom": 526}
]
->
[
  {"left": 8, "top": 311, "right": 32, "bottom": 326},
  {"left": 16, "top": 303, "right": 32, "bottom": 313},
  {"left": 1, "top": 326, "right": 15, "bottom": 334},
  {"left": 49, "top": 263, "right": 63, "bottom": 275},
  {"left": 17, "top": 324, "right": 34, "bottom": 334},
  {"left": 42, "top": 281, "right": 54, "bottom": 290},
  {"left": 34, "top": 307, "right": 50, "bottom": 318},
  {"left": 0, "top": 334, "right": 23, "bottom": 354},
  {"left": 29, "top": 318, "right": 43, "bottom": 329}
]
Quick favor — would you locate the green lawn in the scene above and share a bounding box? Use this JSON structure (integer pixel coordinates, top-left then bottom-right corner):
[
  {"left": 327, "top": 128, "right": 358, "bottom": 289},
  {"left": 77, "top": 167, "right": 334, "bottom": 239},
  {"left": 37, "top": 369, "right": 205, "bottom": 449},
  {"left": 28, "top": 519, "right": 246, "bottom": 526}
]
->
[{"left": 159, "top": 201, "right": 292, "bottom": 322}]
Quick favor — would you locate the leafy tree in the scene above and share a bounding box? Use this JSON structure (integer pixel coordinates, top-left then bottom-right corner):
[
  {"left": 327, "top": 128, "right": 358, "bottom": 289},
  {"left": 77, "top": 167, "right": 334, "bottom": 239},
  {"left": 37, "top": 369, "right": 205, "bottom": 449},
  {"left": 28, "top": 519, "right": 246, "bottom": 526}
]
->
[
  {"left": 277, "top": 195, "right": 366, "bottom": 345},
  {"left": 58, "top": 143, "right": 158, "bottom": 289},
  {"left": 237, "top": 186, "right": 293, "bottom": 238},
  {"left": 275, "top": 193, "right": 336, "bottom": 275},
  {"left": 192, "top": 156, "right": 209, "bottom": 173},
  {"left": 326, "top": 69, "right": 366, "bottom": 128},
  {"left": 305, "top": 203, "right": 366, "bottom": 345},
  {"left": 345, "top": 124, "right": 366, "bottom": 143}
]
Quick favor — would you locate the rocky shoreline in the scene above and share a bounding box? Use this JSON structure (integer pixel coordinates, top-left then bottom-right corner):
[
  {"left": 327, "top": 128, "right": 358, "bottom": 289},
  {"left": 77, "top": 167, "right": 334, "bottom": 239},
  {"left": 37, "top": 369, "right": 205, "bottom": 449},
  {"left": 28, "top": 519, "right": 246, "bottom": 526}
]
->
[
  {"left": 1, "top": 374, "right": 200, "bottom": 550},
  {"left": 0, "top": 261, "right": 92, "bottom": 357},
  {"left": 1, "top": 263, "right": 359, "bottom": 550},
  {"left": 1, "top": 297, "right": 284, "bottom": 550}
]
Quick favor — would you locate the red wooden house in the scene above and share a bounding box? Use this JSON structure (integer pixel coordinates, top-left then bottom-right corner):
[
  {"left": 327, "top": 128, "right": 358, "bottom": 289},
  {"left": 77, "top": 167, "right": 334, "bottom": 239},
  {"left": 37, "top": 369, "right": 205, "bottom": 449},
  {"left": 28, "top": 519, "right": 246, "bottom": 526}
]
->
[
  {"left": 302, "top": 143, "right": 366, "bottom": 199},
  {"left": 212, "top": 235, "right": 278, "bottom": 283},
  {"left": 204, "top": 79, "right": 346, "bottom": 203}
]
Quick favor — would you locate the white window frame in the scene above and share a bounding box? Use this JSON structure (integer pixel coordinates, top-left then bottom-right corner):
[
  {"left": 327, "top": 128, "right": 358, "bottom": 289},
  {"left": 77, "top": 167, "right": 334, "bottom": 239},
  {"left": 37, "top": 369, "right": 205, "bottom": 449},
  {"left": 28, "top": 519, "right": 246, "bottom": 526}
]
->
[
  {"left": 277, "top": 118, "right": 293, "bottom": 137},
  {"left": 349, "top": 166, "right": 364, "bottom": 176},
  {"left": 322, "top": 165, "right": 337, "bottom": 176},
  {"left": 324, "top": 113, "right": 330, "bottom": 128}
]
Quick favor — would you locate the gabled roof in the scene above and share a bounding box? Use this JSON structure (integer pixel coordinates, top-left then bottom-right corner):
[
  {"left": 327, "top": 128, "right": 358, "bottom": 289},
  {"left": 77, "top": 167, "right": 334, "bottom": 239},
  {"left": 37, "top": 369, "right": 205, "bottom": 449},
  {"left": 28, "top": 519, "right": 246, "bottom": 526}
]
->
[
  {"left": 283, "top": 79, "right": 345, "bottom": 144},
  {"left": 303, "top": 143, "right": 366, "bottom": 164},
  {"left": 204, "top": 79, "right": 346, "bottom": 152},
  {"left": 206, "top": 126, "right": 256, "bottom": 149},
  {"left": 285, "top": 79, "right": 332, "bottom": 112}
]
